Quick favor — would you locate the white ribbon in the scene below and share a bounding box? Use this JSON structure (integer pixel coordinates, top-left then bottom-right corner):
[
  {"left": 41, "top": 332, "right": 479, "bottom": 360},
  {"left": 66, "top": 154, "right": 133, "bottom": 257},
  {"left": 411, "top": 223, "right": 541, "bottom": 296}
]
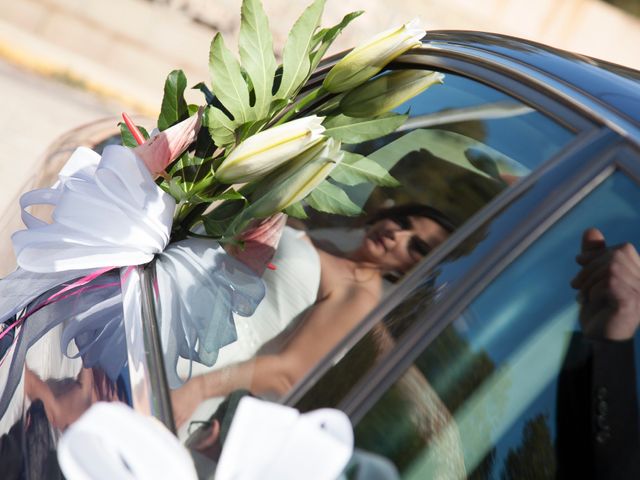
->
[
  {"left": 0, "top": 146, "right": 267, "bottom": 419},
  {"left": 155, "top": 238, "right": 265, "bottom": 388},
  {"left": 216, "top": 397, "right": 354, "bottom": 480},
  {"left": 58, "top": 402, "right": 198, "bottom": 480},
  {"left": 12, "top": 145, "right": 175, "bottom": 273}
]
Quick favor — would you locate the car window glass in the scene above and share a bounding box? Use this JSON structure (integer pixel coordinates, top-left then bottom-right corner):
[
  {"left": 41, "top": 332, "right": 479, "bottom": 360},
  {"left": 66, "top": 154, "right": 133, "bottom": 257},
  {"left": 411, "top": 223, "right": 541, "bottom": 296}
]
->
[
  {"left": 349, "top": 170, "right": 640, "bottom": 478},
  {"left": 308, "top": 68, "right": 575, "bottom": 234},
  {"left": 398, "top": 71, "right": 575, "bottom": 170},
  {"left": 171, "top": 66, "right": 579, "bottom": 445}
]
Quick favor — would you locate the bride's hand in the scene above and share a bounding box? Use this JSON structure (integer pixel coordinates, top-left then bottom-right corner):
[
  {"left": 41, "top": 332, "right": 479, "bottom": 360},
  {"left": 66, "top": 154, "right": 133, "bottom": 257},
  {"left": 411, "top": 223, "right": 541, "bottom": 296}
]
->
[{"left": 170, "top": 376, "right": 205, "bottom": 429}]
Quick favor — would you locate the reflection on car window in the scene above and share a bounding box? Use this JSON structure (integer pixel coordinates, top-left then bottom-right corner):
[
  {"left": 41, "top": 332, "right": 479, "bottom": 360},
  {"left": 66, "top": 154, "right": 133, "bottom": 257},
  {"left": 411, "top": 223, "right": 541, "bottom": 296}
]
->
[
  {"left": 349, "top": 171, "right": 640, "bottom": 478},
  {"left": 313, "top": 69, "right": 575, "bottom": 230},
  {"left": 173, "top": 66, "right": 579, "bottom": 445},
  {"left": 399, "top": 72, "right": 574, "bottom": 170},
  {"left": 295, "top": 67, "right": 578, "bottom": 412}
]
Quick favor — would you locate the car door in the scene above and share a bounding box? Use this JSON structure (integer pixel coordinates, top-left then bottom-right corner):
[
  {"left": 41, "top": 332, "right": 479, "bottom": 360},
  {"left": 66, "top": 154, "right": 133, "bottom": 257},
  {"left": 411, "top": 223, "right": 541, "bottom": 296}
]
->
[
  {"left": 165, "top": 43, "right": 599, "bottom": 446},
  {"left": 284, "top": 48, "right": 640, "bottom": 478},
  {"left": 286, "top": 45, "right": 604, "bottom": 411},
  {"left": 291, "top": 143, "right": 640, "bottom": 478}
]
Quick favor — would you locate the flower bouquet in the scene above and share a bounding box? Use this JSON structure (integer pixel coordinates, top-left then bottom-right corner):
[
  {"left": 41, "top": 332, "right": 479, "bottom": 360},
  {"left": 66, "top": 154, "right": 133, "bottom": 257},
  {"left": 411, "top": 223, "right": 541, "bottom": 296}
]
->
[{"left": 0, "top": 0, "right": 444, "bottom": 422}]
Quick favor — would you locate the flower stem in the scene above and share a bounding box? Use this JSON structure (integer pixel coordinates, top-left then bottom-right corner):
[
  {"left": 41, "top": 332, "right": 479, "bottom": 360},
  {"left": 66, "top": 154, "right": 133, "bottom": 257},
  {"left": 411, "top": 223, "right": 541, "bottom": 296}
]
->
[
  {"left": 181, "top": 203, "right": 209, "bottom": 232},
  {"left": 273, "top": 86, "right": 329, "bottom": 126}
]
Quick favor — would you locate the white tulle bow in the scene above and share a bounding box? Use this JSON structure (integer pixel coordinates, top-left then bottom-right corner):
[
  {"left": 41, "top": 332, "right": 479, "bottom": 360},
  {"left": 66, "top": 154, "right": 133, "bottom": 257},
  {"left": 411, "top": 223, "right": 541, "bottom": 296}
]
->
[{"left": 12, "top": 145, "right": 175, "bottom": 273}]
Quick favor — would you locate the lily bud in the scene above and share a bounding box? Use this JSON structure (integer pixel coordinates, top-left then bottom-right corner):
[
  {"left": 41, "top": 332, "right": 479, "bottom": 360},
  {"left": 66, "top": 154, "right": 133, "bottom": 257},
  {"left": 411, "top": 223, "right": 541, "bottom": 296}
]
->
[
  {"left": 216, "top": 116, "right": 325, "bottom": 184},
  {"left": 249, "top": 137, "right": 343, "bottom": 218},
  {"left": 134, "top": 110, "right": 202, "bottom": 176},
  {"left": 323, "top": 18, "right": 425, "bottom": 94},
  {"left": 340, "top": 70, "right": 444, "bottom": 118}
]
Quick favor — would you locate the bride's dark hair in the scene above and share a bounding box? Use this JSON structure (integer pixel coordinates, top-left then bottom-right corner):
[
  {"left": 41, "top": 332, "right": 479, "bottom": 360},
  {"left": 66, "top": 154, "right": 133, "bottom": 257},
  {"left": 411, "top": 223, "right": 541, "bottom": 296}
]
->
[
  {"left": 365, "top": 203, "right": 457, "bottom": 233},
  {"left": 362, "top": 203, "right": 458, "bottom": 282}
]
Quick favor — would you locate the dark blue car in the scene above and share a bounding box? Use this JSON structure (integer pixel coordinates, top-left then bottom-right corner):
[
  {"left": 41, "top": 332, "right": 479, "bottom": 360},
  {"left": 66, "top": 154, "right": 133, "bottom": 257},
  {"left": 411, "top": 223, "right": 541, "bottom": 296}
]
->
[{"left": 2, "top": 31, "right": 640, "bottom": 479}]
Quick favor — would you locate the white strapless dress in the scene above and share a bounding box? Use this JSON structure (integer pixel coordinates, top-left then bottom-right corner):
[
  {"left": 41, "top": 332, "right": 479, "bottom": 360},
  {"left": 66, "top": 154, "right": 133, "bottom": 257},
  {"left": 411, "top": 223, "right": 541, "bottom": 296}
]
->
[{"left": 176, "top": 226, "right": 321, "bottom": 439}]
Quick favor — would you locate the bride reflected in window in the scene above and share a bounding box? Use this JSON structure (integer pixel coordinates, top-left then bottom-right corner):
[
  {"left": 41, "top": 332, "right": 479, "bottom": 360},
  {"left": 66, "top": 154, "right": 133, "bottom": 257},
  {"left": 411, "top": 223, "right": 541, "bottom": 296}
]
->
[{"left": 170, "top": 204, "right": 455, "bottom": 429}]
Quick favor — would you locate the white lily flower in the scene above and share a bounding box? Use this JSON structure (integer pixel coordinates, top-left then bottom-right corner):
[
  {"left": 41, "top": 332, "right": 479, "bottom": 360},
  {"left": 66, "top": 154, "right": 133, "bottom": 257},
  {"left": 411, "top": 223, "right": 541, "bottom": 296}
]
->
[
  {"left": 340, "top": 70, "right": 444, "bottom": 118},
  {"left": 216, "top": 116, "right": 325, "bottom": 184},
  {"left": 323, "top": 18, "right": 426, "bottom": 94},
  {"left": 249, "top": 137, "right": 343, "bottom": 218}
]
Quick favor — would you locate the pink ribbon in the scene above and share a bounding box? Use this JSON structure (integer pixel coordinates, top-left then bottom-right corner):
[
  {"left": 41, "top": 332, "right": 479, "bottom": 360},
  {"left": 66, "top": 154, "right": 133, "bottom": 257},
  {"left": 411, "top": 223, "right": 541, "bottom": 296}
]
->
[{"left": 0, "top": 266, "right": 135, "bottom": 346}]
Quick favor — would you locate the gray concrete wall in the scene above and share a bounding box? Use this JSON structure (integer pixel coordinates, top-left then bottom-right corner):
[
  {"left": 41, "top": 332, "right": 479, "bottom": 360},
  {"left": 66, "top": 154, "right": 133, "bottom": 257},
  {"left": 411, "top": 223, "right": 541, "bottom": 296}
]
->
[{"left": 1, "top": 0, "right": 639, "bottom": 115}]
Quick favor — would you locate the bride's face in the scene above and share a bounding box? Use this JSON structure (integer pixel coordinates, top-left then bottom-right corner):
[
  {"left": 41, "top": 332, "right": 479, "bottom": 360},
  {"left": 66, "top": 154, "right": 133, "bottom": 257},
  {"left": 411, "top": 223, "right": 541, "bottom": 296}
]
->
[{"left": 360, "top": 215, "right": 450, "bottom": 274}]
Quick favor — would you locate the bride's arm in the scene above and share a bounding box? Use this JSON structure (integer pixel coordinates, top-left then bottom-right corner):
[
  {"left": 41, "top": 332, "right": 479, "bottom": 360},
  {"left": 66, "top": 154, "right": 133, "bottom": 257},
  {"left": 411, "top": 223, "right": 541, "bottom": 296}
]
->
[
  {"left": 171, "top": 287, "right": 376, "bottom": 427},
  {"left": 171, "top": 355, "right": 294, "bottom": 428}
]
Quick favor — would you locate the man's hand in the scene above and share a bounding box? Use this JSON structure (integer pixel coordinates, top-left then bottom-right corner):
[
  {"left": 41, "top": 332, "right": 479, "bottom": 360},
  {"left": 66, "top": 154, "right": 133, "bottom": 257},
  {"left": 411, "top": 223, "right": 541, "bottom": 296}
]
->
[{"left": 571, "top": 228, "right": 640, "bottom": 340}]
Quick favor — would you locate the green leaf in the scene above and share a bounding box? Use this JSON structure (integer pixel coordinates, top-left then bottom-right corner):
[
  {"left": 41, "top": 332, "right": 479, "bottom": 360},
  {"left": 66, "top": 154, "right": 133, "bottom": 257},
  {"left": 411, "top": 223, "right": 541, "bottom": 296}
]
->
[
  {"left": 465, "top": 147, "right": 502, "bottom": 179},
  {"left": 323, "top": 113, "right": 407, "bottom": 144},
  {"left": 276, "top": 0, "right": 325, "bottom": 100},
  {"left": 168, "top": 153, "right": 211, "bottom": 184},
  {"left": 269, "top": 97, "right": 290, "bottom": 114},
  {"left": 203, "top": 198, "right": 248, "bottom": 238},
  {"left": 284, "top": 202, "right": 308, "bottom": 219},
  {"left": 313, "top": 92, "right": 345, "bottom": 116},
  {"left": 166, "top": 128, "right": 218, "bottom": 193},
  {"left": 194, "top": 124, "right": 218, "bottom": 159},
  {"left": 309, "top": 11, "right": 363, "bottom": 72},
  {"left": 192, "top": 188, "right": 245, "bottom": 205},
  {"left": 330, "top": 152, "right": 400, "bottom": 187},
  {"left": 192, "top": 81, "right": 215, "bottom": 104},
  {"left": 209, "top": 33, "right": 252, "bottom": 124},
  {"left": 202, "top": 217, "right": 228, "bottom": 238},
  {"left": 306, "top": 180, "right": 361, "bottom": 216},
  {"left": 162, "top": 175, "right": 188, "bottom": 202},
  {"left": 169, "top": 153, "right": 207, "bottom": 174},
  {"left": 158, "top": 70, "right": 189, "bottom": 131},
  {"left": 239, "top": 0, "right": 277, "bottom": 119},
  {"left": 235, "top": 119, "right": 268, "bottom": 143},
  {"left": 118, "top": 122, "right": 149, "bottom": 148},
  {"left": 205, "top": 106, "right": 236, "bottom": 148}
]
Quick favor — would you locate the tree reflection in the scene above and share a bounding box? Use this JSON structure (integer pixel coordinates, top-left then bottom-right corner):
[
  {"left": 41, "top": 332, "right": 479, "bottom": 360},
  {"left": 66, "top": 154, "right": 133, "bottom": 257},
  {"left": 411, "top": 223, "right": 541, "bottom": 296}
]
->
[{"left": 501, "top": 414, "right": 555, "bottom": 480}]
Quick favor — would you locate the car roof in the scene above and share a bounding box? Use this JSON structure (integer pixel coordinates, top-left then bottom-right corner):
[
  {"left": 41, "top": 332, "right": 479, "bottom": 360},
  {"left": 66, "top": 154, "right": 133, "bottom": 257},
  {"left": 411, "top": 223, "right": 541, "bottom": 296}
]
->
[{"left": 424, "top": 31, "right": 640, "bottom": 129}]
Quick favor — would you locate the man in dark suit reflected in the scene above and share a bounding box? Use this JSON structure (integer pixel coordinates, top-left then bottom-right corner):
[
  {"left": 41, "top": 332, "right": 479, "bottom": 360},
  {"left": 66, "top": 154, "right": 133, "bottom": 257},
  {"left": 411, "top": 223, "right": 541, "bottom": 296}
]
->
[{"left": 558, "top": 228, "right": 640, "bottom": 479}]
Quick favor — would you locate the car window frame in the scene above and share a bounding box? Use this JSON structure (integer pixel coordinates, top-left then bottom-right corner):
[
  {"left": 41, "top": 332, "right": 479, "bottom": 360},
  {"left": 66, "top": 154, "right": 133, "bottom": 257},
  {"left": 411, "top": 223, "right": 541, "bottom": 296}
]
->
[
  {"left": 138, "top": 43, "right": 618, "bottom": 430},
  {"left": 304, "top": 136, "right": 640, "bottom": 427},
  {"left": 285, "top": 46, "right": 610, "bottom": 409},
  {"left": 412, "top": 37, "right": 640, "bottom": 144}
]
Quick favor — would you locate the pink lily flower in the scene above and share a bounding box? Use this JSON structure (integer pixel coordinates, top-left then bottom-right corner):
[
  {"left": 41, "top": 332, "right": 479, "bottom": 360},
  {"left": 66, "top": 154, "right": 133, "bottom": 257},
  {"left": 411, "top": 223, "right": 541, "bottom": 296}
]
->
[
  {"left": 132, "top": 110, "right": 203, "bottom": 176},
  {"left": 229, "top": 213, "right": 287, "bottom": 275}
]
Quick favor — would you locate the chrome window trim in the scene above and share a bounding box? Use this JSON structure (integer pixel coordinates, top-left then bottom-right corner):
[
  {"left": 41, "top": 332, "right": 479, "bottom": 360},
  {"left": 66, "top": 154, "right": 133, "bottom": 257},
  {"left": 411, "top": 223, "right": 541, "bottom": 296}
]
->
[
  {"left": 617, "top": 145, "right": 640, "bottom": 183},
  {"left": 122, "top": 265, "right": 175, "bottom": 433},
  {"left": 406, "top": 43, "right": 640, "bottom": 147},
  {"left": 338, "top": 133, "right": 628, "bottom": 423},
  {"left": 140, "top": 264, "right": 176, "bottom": 432},
  {"left": 391, "top": 52, "right": 592, "bottom": 136}
]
